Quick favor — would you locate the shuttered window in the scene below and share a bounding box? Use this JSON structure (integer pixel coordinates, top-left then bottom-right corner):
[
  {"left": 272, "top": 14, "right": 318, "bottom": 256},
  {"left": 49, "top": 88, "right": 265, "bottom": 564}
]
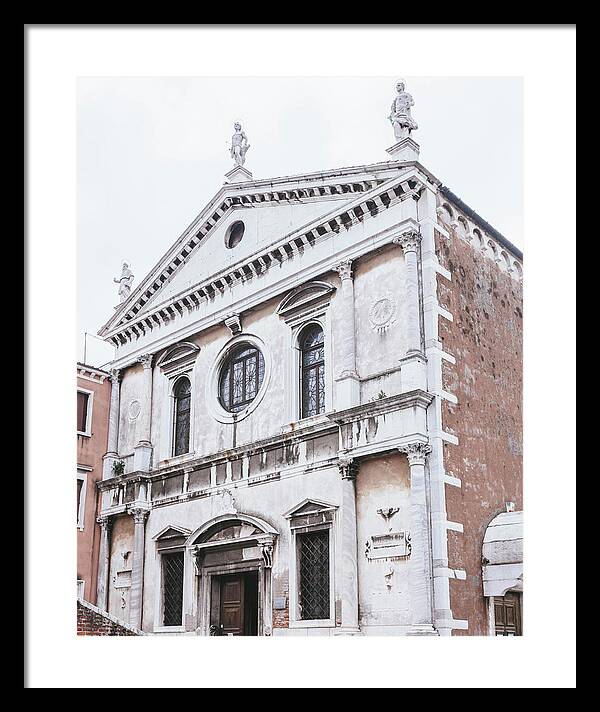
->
[{"left": 77, "top": 391, "right": 89, "bottom": 432}]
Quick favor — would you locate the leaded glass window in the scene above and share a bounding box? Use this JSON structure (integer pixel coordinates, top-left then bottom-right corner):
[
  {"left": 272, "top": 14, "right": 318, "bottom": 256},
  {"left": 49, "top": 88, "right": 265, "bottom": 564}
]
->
[
  {"left": 298, "top": 529, "right": 330, "bottom": 620},
  {"left": 77, "top": 391, "right": 89, "bottom": 432},
  {"left": 219, "top": 344, "right": 265, "bottom": 413},
  {"left": 173, "top": 377, "right": 191, "bottom": 456},
  {"left": 162, "top": 551, "right": 184, "bottom": 627},
  {"left": 300, "top": 324, "right": 325, "bottom": 419}
]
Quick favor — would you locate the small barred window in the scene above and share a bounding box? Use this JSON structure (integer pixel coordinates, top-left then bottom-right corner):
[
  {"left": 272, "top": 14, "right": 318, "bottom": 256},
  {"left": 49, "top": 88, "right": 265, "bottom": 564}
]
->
[{"left": 162, "top": 551, "right": 184, "bottom": 627}]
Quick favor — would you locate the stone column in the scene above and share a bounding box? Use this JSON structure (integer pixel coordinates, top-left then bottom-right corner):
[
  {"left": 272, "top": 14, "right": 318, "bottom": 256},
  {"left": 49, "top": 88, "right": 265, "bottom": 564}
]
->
[
  {"left": 96, "top": 515, "right": 112, "bottom": 612},
  {"left": 399, "top": 442, "right": 435, "bottom": 634},
  {"left": 133, "top": 354, "right": 153, "bottom": 472},
  {"left": 338, "top": 457, "right": 360, "bottom": 633},
  {"left": 129, "top": 507, "right": 149, "bottom": 630},
  {"left": 102, "top": 369, "right": 121, "bottom": 479},
  {"left": 334, "top": 260, "right": 360, "bottom": 410},
  {"left": 393, "top": 229, "right": 423, "bottom": 355}
]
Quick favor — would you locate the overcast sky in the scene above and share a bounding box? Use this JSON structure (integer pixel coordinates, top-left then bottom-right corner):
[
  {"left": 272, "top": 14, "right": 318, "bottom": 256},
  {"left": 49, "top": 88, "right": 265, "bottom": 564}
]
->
[{"left": 77, "top": 76, "right": 523, "bottom": 367}]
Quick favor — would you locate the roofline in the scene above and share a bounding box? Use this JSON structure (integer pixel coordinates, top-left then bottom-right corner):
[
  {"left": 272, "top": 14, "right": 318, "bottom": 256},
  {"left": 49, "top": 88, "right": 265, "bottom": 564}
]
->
[
  {"left": 439, "top": 185, "right": 523, "bottom": 261},
  {"left": 77, "top": 362, "right": 111, "bottom": 376}
]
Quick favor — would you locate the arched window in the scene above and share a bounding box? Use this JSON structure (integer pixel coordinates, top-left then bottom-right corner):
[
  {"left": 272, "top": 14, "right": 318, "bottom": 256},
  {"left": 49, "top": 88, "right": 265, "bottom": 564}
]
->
[
  {"left": 300, "top": 324, "right": 325, "bottom": 419},
  {"left": 219, "top": 344, "right": 265, "bottom": 413},
  {"left": 172, "top": 377, "right": 191, "bottom": 456}
]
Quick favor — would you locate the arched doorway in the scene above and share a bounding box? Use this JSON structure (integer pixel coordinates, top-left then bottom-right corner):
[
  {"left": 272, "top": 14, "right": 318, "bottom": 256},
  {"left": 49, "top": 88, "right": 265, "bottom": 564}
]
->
[{"left": 187, "top": 514, "right": 277, "bottom": 636}]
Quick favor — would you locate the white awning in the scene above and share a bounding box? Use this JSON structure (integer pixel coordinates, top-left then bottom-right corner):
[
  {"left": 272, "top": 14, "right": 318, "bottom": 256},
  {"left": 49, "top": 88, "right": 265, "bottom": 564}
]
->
[{"left": 482, "top": 511, "right": 523, "bottom": 597}]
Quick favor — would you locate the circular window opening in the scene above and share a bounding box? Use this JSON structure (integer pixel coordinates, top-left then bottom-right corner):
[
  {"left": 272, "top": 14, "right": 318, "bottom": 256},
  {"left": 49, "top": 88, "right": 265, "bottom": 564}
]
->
[
  {"left": 219, "top": 343, "right": 265, "bottom": 413},
  {"left": 225, "top": 220, "right": 245, "bottom": 249}
]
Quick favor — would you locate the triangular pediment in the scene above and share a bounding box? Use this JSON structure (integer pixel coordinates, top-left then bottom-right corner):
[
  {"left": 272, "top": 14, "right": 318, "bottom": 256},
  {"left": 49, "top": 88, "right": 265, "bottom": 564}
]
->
[
  {"left": 152, "top": 525, "right": 192, "bottom": 541},
  {"left": 284, "top": 498, "right": 338, "bottom": 519},
  {"left": 98, "top": 164, "right": 413, "bottom": 340}
]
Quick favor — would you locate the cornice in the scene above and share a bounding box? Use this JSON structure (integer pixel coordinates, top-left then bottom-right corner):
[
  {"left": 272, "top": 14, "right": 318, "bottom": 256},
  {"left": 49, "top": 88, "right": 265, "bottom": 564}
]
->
[{"left": 327, "top": 389, "right": 434, "bottom": 424}]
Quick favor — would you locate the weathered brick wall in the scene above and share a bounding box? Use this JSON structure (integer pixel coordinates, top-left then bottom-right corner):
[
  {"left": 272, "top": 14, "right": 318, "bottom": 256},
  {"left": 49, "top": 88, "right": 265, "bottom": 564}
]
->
[
  {"left": 77, "top": 599, "right": 141, "bottom": 636},
  {"left": 435, "top": 228, "right": 523, "bottom": 636}
]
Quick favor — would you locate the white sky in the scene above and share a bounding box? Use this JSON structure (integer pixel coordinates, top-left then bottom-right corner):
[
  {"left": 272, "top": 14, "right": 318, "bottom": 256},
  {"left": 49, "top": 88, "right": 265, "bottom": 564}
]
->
[{"left": 77, "top": 76, "right": 523, "bottom": 367}]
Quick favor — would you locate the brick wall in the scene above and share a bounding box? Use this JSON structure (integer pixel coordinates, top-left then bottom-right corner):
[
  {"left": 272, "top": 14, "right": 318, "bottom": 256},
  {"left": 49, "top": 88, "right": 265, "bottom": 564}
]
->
[
  {"left": 77, "top": 599, "right": 142, "bottom": 636},
  {"left": 435, "top": 227, "right": 523, "bottom": 635}
]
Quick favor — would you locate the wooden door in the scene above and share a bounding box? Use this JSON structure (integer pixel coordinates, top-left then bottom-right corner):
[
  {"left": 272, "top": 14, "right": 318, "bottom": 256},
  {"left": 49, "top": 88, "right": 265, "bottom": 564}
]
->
[
  {"left": 220, "top": 575, "right": 245, "bottom": 636},
  {"left": 494, "top": 592, "right": 522, "bottom": 636}
]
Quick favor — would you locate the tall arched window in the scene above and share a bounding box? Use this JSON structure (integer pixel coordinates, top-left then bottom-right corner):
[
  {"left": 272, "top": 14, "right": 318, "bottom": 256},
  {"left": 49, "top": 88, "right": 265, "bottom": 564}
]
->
[
  {"left": 172, "top": 377, "right": 191, "bottom": 456},
  {"left": 300, "top": 324, "right": 325, "bottom": 419}
]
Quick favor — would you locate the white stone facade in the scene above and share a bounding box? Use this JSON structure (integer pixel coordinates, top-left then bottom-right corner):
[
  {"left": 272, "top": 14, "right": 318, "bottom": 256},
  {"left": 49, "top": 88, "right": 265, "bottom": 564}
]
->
[{"left": 95, "top": 134, "right": 523, "bottom": 636}]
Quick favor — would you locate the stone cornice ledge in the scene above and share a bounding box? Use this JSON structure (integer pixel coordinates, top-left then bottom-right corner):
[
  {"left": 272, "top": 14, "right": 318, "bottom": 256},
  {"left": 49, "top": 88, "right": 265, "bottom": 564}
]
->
[{"left": 327, "top": 389, "right": 434, "bottom": 425}]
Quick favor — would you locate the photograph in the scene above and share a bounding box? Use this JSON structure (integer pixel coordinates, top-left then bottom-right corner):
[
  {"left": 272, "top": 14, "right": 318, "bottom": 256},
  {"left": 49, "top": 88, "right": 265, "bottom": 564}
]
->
[{"left": 76, "top": 75, "right": 523, "bottom": 638}]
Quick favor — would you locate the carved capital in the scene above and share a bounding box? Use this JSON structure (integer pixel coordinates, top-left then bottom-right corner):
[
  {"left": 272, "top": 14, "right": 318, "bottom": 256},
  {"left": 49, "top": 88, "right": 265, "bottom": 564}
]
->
[
  {"left": 109, "top": 368, "right": 121, "bottom": 386},
  {"left": 398, "top": 441, "right": 431, "bottom": 467},
  {"left": 138, "top": 353, "right": 153, "bottom": 370},
  {"left": 334, "top": 259, "right": 353, "bottom": 281},
  {"left": 393, "top": 229, "right": 422, "bottom": 254},
  {"left": 97, "top": 515, "right": 113, "bottom": 532},
  {"left": 130, "top": 507, "right": 149, "bottom": 525},
  {"left": 338, "top": 456, "right": 358, "bottom": 480}
]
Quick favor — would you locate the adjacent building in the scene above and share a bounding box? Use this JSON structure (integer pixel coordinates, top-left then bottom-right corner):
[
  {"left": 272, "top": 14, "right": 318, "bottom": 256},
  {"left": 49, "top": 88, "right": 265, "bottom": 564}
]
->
[
  {"left": 90, "top": 82, "right": 523, "bottom": 636},
  {"left": 77, "top": 363, "right": 112, "bottom": 604}
]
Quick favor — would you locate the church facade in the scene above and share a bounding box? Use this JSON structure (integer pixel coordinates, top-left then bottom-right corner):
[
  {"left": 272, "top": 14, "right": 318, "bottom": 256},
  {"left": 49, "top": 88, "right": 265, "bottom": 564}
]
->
[{"left": 93, "top": 83, "right": 523, "bottom": 636}]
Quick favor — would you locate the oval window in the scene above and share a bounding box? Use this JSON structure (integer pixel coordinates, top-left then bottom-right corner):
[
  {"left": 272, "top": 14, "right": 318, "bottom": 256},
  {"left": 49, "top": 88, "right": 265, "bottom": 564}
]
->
[
  {"left": 219, "top": 343, "right": 265, "bottom": 413},
  {"left": 225, "top": 220, "right": 245, "bottom": 249}
]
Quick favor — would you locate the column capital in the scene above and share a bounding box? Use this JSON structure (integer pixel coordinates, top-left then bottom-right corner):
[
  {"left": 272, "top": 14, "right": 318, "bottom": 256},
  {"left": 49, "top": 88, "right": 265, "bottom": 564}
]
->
[
  {"left": 393, "top": 228, "right": 422, "bottom": 254},
  {"left": 399, "top": 441, "right": 431, "bottom": 466},
  {"left": 109, "top": 368, "right": 121, "bottom": 385},
  {"left": 97, "top": 514, "right": 113, "bottom": 531},
  {"left": 138, "top": 353, "right": 154, "bottom": 369},
  {"left": 129, "top": 507, "right": 149, "bottom": 524},
  {"left": 338, "top": 456, "right": 359, "bottom": 480},
  {"left": 334, "top": 259, "right": 354, "bottom": 281}
]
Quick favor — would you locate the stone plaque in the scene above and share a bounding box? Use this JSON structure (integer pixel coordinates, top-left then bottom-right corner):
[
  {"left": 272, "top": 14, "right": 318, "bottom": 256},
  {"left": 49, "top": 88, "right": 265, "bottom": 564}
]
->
[
  {"left": 273, "top": 597, "right": 287, "bottom": 610},
  {"left": 365, "top": 531, "right": 410, "bottom": 560}
]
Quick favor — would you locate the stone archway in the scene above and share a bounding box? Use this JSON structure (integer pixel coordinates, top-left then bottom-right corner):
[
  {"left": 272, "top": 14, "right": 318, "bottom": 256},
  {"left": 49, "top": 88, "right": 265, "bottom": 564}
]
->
[{"left": 187, "top": 514, "right": 277, "bottom": 636}]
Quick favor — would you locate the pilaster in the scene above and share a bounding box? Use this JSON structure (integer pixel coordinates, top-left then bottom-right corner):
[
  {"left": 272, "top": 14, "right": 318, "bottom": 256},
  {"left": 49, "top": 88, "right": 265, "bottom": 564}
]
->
[
  {"left": 334, "top": 260, "right": 360, "bottom": 410},
  {"left": 336, "top": 456, "right": 360, "bottom": 634},
  {"left": 128, "top": 507, "right": 149, "bottom": 630}
]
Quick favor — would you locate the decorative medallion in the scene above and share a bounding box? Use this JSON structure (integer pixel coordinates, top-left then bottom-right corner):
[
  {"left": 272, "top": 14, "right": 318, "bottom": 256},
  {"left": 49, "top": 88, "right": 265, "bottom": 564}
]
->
[
  {"left": 128, "top": 399, "right": 141, "bottom": 420},
  {"left": 369, "top": 296, "right": 397, "bottom": 333}
]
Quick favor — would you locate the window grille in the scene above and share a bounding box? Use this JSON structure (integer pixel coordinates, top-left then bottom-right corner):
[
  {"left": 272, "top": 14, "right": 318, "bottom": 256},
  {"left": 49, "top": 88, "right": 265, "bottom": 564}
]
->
[
  {"left": 300, "top": 325, "right": 325, "bottom": 418},
  {"left": 219, "top": 344, "right": 265, "bottom": 413},
  {"left": 298, "top": 529, "right": 330, "bottom": 620},
  {"left": 173, "top": 377, "right": 191, "bottom": 456},
  {"left": 162, "top": 551, "right": 184, "bottom": 627}
]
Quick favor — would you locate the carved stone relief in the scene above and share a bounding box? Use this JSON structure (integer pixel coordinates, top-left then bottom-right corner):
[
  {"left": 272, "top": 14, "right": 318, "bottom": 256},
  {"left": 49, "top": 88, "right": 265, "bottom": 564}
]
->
[{"left": 369, "top": 295, "right": 397, "bottom": 333}]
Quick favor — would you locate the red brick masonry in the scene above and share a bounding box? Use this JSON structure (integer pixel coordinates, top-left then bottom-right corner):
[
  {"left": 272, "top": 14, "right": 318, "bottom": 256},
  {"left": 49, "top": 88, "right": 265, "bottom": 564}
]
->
[{"left": 77, "top": 599, "right": 142, "bottom": 636}]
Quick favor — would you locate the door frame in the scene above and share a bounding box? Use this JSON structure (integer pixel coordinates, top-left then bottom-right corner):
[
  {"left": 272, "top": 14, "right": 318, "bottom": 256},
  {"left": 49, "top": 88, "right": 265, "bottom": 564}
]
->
[{"left": 198, "top": 559, "right": 265, "bottom": 636}]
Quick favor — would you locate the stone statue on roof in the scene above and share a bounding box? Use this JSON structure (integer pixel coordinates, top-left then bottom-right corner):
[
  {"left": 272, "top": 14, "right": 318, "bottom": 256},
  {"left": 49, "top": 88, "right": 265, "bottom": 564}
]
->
[
  {"left": 230, "top": 122, "right": 250, "bottom": 167},
  {"left": 389, "top": 79, "right": 418, "bottom": 141},
  {"left": 114, "top": 262, "right": 134, "bottom": 303}
]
